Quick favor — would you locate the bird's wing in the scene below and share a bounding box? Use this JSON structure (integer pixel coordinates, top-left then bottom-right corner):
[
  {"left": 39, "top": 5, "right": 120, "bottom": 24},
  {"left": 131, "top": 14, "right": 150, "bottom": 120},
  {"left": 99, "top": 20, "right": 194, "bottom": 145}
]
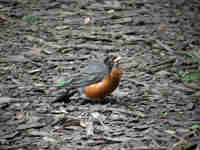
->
[
  {"left": 57, "top": 62, "right": 109, "bottom": 88},
  {"left": 69, "top": 72, "right": 106, "bottom": 88}
]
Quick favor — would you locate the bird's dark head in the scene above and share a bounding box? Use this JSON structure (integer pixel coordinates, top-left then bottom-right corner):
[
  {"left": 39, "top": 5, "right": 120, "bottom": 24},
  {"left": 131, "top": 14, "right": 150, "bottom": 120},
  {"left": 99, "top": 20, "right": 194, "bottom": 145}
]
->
[{"left": 104, "top": 55, "right": 121, "bottom": 73}]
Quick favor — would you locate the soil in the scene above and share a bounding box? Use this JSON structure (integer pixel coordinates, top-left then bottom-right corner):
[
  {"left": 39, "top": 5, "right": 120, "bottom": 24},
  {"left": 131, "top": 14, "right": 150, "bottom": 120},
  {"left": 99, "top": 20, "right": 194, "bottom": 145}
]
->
[{"left": 0, "top": 0, "right": 200, "bottom": 150}]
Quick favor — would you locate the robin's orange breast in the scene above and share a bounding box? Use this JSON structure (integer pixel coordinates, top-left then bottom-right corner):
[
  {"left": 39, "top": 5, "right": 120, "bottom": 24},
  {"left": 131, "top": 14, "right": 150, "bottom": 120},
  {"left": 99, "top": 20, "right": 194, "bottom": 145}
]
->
[{"left": 84, "top": 67, "right": 122, "bottom": 99}]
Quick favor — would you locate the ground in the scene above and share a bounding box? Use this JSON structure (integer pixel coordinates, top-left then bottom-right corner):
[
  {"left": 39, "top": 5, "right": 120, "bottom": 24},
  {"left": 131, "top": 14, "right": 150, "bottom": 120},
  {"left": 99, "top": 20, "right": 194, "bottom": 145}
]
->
[{"left": 0, "top": 0, "right": 200, "bottom": 150}]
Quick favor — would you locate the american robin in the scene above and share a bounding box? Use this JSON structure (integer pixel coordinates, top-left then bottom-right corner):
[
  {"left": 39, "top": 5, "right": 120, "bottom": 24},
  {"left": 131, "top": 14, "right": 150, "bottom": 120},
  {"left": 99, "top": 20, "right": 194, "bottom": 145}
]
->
[{"left": 56, "top": 55, "right": 122, "bottom": 100}]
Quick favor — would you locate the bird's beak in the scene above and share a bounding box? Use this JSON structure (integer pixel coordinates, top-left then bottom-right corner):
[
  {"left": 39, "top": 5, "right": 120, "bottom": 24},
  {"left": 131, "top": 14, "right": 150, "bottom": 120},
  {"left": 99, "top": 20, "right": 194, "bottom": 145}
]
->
[{"left": 113, "top": 56, "right": 121, "bottom": 62}]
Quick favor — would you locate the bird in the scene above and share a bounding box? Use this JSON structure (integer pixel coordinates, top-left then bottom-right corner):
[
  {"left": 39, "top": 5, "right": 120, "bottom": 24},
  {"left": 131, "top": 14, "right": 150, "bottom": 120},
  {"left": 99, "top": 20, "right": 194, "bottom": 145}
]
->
[{"left": 55, "top": 55, "right": 122, "bottom": 101}]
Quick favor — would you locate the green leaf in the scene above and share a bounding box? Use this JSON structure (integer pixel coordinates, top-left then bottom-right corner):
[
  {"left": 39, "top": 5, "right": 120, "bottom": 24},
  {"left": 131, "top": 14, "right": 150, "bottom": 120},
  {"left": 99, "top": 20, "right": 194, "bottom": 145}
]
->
[
  {"left": 186, "top": 53, "right": 200, "bottom": 65},
  {"left": 191, "top": 124, "right": 200, "bottom": 129},
  {"left": 56, "top": 79, "right": 73, "bottom": 87},
  {"left": 177, "top": 71, "right": 185, "bottom": 77},
  {"left": 23, "top": 15, "right": 39, "bottom": 23},
  {"left": 56, "top": 81, "right": 66, "bottom": 87},
  {"left": 183, "top": 72, "right": 200, "bottom": 82},
  {"left": 161, "top": 112, "right": 168, "bottom": 117}
]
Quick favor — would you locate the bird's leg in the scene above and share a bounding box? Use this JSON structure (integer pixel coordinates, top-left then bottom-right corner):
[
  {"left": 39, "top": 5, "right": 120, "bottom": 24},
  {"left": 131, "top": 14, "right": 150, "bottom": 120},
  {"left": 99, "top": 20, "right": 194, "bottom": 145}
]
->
[
  {"left": 111, "top": 87, "right": 128, "bottom": 102},
  {"left": 78, "top": 87, "right": 89, "bottom": 99},
  {"left": 112, "top": 87, "right": 121, "bottom": 99}
]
